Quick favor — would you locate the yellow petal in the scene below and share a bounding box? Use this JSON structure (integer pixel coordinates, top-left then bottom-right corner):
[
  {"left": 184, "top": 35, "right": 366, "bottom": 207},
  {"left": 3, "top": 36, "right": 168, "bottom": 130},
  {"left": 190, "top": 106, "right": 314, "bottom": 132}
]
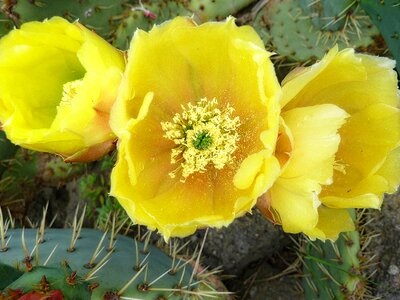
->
[
  {"left": 110, "top": 17, "right": 282, "bottom": 238},
  {"left": 304, "top": 206, "right": 355, "bottom": 241},
  {"left": 282, "top": 48, "right": 398, "bottom": 114},
  {"left": 332, "top": 103, "right": 400, "bottom": 187},
  {"left": 0, "top": 17, "right": 124, "bottom": 160},
  {"left": 270, "top": 177, "right": 321, "bottom": 233},
  {"left": 376, "top": 147, "right": 400, "bottom": 193},
  {"left": 281, "top": 104, "right": 348, "bottom": 185}
]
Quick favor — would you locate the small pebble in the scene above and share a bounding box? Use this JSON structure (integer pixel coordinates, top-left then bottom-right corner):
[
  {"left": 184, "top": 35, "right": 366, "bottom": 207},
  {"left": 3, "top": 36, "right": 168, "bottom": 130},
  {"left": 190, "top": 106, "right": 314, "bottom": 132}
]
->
[{"left": 388, "top": 265, "right": 399, "bottom": 275}]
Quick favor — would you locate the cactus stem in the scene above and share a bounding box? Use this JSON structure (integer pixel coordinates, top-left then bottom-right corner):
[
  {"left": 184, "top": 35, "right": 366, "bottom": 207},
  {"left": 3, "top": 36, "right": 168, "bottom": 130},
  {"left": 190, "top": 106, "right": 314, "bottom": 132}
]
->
[{"left": 118, "top": 263, "right": 147, "bottom": 296}]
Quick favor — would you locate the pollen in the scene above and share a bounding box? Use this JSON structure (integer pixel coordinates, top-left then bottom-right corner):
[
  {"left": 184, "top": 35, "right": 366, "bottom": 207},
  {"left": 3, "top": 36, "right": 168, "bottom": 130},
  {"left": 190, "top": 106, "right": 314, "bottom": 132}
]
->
[
  {"left": 161, "top": 98, "right": 240, "bottom": 181},
  {"left": 60, "top": 79, "right": 83, "bottom": 106}
]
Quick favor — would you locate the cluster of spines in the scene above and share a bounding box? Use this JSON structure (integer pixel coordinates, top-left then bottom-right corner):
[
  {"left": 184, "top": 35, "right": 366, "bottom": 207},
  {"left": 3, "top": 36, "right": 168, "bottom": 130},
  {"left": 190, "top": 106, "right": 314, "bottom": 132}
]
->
[
  {"left": 0, "top": 204, "right": 230, "bottom": 299},
  {"left": 253, "top": 0, "right": 381, "bottom": 68},
  {"left": 360, "top": 0, "right": 400, "bottom": 72},
  {"left": 1, "top": 0, "right": 258, "bottom": 50},
  {"left": 296, "top": 209, "right": 377, "bottom": 300}
]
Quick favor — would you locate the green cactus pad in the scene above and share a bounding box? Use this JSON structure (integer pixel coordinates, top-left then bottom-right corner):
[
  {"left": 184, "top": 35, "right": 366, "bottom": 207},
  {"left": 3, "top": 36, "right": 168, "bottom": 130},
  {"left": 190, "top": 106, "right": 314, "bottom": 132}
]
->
[
  {"left": 0, "top": 263, "right": 23, "bottom": 289},
  {"left": 360, "top": 0, "right": 400, "bottom": 73},
  {"left": 299, "top": 0, "right": 356, "bottom": 31},
  {"left": 185, "top": 0, "right": 257, "bottom": 22},
  {"left": 1, "top": 228, "right": 225, "bottom": 299},
  {"left": 254, "top": 0, "right": 379, "bottom": 64},
  {"left": 7, "top": 266, "right": 91, "bottom": 299},
  {"left": 110, "top": 1, "right": 192, "bottom": 50},
  {"left": 301, "top": 209, "right": 365, "bottom": 299},
  {"left": 5, "top": 0, "right": 126, "bottom": 39}
]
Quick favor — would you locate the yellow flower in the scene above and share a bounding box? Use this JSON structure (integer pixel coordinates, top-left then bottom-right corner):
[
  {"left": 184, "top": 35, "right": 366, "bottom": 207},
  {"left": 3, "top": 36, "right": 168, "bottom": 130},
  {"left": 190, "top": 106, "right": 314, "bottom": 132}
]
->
[
  {"left": 110, "top": 17, "right": 282, "bottom": 239},
  {"left": 0, "top": 17, "right": 125, "bottom": 161},
  {"left": 258, "top": 46, "right": 400, "bottom": 240}
]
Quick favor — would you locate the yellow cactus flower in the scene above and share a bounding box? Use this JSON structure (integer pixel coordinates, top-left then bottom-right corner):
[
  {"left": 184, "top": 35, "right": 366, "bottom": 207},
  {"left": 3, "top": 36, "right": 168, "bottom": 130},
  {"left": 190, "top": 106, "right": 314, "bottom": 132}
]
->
[
  {"left": 258, "top": 46, "right": 400, "bottom": 240},
  {"left": 110, "top": 17, "right": 282, "bottom": 239},
  {"left": 0, "top": 17, "right": 125, "bottom": 161}
]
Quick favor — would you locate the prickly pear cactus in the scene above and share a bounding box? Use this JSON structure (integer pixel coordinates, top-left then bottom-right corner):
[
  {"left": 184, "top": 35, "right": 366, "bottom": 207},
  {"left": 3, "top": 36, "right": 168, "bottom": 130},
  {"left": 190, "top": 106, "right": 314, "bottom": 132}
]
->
[
  {"left": 3, "top": 0, "right": 126, "bottom": 38},
  {"left": 299, "top": 0, "right": 356, "bottom": 31},
  {"left": 360, "top": 0, "right": 400, "bottom": 73},
  {"left": 301, "top": 210, "right": 366, "bottom": 299},
  {"left": 253, "top": 0, "right": 380, "bottom": 65},
  {"left": 110, "top": 1, "right": 192, "bottom": 50},
  {"left": 110, "top": 0, "right": 258, "bottom": 50},
  {"left": 185, "top": 0, "right": 257, "bottom": 22},
  {"left": 0, "top": 212, "right": 227, "bottom": 299}
]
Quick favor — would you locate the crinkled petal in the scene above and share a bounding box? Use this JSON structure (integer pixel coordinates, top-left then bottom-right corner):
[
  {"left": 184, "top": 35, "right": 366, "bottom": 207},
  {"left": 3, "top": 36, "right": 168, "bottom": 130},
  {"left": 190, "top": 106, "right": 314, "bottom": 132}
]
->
[
  {"left": 0, "top": 17, "right": 123, "bottom": 160},
  {"left": 270, "top": 177, "right": 321, "bottom": 233},
  {"left": 110, "top": 17, "right": 282, "bottom": 238},
  {"left": 319, "top": 103, "right": 400, "bottom": 206},
  {"left": 376, "top": 147, "right": 400, "bottom": 194},
  {"left": 304, "top": 206, "right": 355, "bottom": 241},
  {"left": 281, "top": 104, "right": 349, "bottom": 185},
  {"left": 282, "top": 48, "right": 398, "bottom": 113}
]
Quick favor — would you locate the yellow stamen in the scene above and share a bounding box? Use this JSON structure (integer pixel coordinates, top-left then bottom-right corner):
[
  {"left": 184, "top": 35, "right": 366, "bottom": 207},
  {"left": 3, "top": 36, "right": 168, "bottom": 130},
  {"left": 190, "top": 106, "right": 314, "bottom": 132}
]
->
[
  {"left": 60, "top": 79, "right": 83, "bottom": 106},
  {"left": 161, "top": 98, "right": 240, "bottom": 181}
]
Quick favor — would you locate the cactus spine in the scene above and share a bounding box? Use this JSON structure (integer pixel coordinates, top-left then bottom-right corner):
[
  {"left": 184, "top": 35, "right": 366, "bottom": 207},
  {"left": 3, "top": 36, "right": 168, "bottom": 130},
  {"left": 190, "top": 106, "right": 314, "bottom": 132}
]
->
[
  {"left": 0, "top": 207, "right": 229, "bottom": 299},
  {"left": 253, "top": 0, "right": 380, "bottom": 66},
  {"left": 360, "top": 0, "right": 400, "bottom": 73},
  {"left": 301, "top": 209, "right": 369, "bottom": 300}
]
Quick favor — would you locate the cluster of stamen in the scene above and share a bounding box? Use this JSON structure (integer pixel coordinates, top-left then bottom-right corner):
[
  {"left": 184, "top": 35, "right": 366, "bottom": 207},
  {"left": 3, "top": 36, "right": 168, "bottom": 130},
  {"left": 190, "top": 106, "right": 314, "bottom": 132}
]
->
[
  {"left": 161, "top": 98, "right": 240, "bottom": 181},
  {"left": 60, "top": 79, "right": 83, "bottom": 106}
]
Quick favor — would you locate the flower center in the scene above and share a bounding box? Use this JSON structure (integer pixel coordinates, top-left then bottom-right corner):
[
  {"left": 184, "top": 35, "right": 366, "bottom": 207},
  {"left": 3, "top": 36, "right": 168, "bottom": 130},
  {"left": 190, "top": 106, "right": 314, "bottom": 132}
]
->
[
  {"left": 60, "top": 79, "right": 83, "bottom": 106},
  {"left": 161, "top": 98, "right": 240, "bottom": 181}
]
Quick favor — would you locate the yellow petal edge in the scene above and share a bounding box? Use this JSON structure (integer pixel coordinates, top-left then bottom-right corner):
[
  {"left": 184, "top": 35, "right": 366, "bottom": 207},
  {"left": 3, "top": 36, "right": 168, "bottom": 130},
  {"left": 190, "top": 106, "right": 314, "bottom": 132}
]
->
[
  {"left": 110, "top": 17, "right": 282, "bottom": 239},
  {"left": 260, "top": 46, "right": 399, "bottom": 241},
  {"left": 0, "top": 17, "right": 125, "bottom": 161}
]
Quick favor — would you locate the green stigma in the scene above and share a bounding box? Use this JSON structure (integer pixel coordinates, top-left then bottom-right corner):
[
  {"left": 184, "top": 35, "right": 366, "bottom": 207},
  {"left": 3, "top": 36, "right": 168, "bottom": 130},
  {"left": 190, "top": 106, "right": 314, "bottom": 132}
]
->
[{"left": 192, "top": 131, "right": 213, "bottom": 150}]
